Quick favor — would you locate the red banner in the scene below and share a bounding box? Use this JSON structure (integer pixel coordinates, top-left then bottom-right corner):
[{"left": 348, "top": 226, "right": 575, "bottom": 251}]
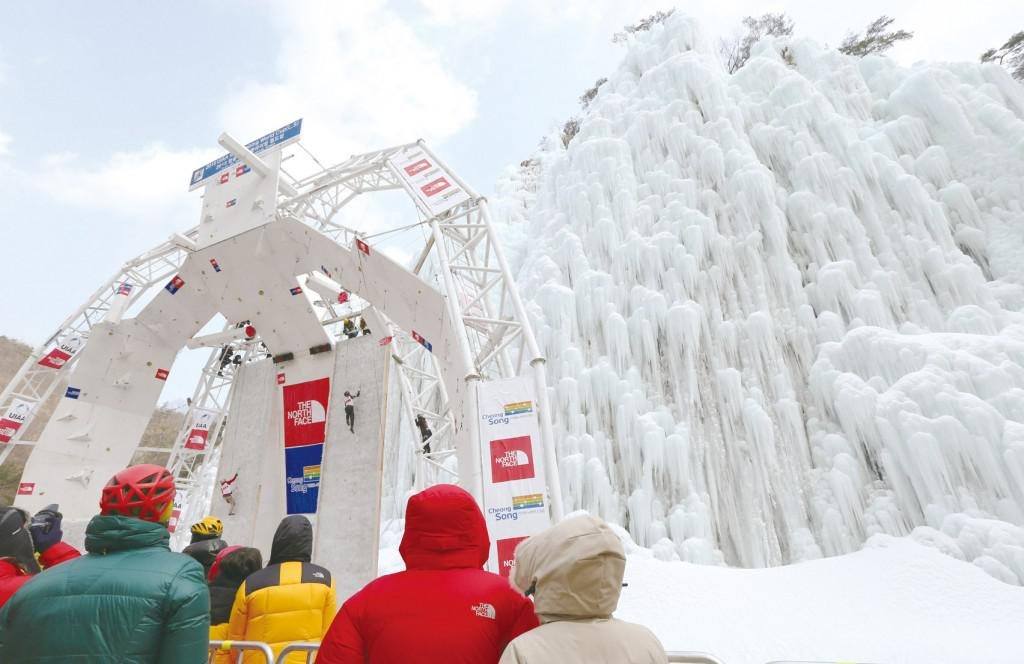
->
[
  {"left": 489, "top": 435, "right": 536, "bottom": 483},
  {"left": 496, "top": 536, "right": 529, "bottom": 578},
  {"left": 17, "top": 482, "right": 34, "bottom": 496},
  {"left": 283, "top": 378, "right": 330, "bottom": 447}
]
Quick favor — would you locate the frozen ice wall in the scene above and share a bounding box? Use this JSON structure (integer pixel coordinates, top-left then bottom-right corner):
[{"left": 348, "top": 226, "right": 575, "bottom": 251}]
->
[{"left": 496, "top": 13, "right": 1024, "bottom": 581}]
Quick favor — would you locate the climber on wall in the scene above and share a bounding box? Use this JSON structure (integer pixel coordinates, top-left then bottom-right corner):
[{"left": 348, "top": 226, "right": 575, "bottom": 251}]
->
[
  {"left": 416, "top": 415, "right": 432, "bottom": 454},
  {"left": 221, "top": 472, "right": 238, "bottom": 515},
  {"left": 344, "top": 390, "right": 361, "bottom": 433}
]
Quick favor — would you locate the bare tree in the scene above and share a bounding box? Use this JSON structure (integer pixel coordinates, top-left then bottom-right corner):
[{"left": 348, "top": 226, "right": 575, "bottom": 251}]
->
[
  {"left": 719, "top": 13, "right": 795, "bottom": 74},
  {"left": 981, "top": 31, "right": 1024, "bottom": 81},
  {"left": 612, "top": 9, "right": 676, "bottom": 44},
  {"left": 838, "top": 16, "right": 913, "bottom": 57},
  {"left": 579, "top": 78, "right": 609, "bottom": 109},
  {"left": 561, "top": 117, "right": 581, "bottom": 148}
]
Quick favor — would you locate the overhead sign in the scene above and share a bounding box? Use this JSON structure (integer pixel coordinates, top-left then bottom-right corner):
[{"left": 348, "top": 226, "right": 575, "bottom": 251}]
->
[
  {"left": 477, "top": 376, "right": 550, "bottom": 577},
  {"left": 0, "top": 399, "right": 34, "bottom": 444},
  {"left": 388, "top": 146, "right": 472, "bottom": 218},
  {"left": 188, "top": 119, "right": 302, "bottom": 191}
]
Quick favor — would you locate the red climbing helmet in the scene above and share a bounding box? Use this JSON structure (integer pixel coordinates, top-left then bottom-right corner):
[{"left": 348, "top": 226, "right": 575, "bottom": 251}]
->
[{"left": 100, "top": 464, "right": 176, "bottom": 523}]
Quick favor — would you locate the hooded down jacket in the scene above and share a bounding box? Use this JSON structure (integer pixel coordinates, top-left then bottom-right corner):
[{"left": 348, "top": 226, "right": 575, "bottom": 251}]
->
[
  {"left": 498, "top": 514, "right": 667, "bottom": 664},
  {"left": 0, "top": 514, "right": 210, "bottom": 663},
  {"left": 317, "top": 484, "right": 540, "bottom": 664},
  {"left": 227, "top": 515, "right": 336, "bottom": 663}
]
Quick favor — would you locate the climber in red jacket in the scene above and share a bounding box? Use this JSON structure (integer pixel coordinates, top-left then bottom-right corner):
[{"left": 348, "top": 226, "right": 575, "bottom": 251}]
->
[
  {"left": 318, "top": 484, "right": 539, "bottom": 663},
  {"left": 0, "top": 504, "right": 80, "bottom": 608}
]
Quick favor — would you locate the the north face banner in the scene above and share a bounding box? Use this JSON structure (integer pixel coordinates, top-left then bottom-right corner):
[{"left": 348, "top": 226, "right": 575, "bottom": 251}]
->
[
  {"left": 282, "top": 377, "right": 330, "bottom": 514},
  {"left": 477, "top": 377, "right": 550, "bottom": 577},
  {"left": 0, "top": 399, "right": 34, "bottom": 444},
  {"left": 37, "top": 334, "right": 84, "bottom": 370},
  {"left": 184, "top": 408, "right": 217, "bottom": 451},
  {"left": 283, "top": 378, "right": 330, "bottom": 447}
]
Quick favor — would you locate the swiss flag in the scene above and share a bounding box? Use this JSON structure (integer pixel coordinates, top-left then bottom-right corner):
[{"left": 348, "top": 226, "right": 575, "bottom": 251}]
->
[
  {"left": 155, "top": 368, "right": 170, "bottom": 381},
  {"left": 338, "top": 291, "right": 349, "bottom": 304},
  {"left": 356, "top": 239, "right": 370, "bottom": 255},
  {"left": 378, "top": 336, "right": 393, "bottom": 347},
  {"left": 277, "top": 373, "right": 286, "bottom": 385},
  {"left": 17, "top": 482, "right": 34, "bottom": 496},
  {"left": 219, "top": 173, "right": 229, "bottom": 184}
]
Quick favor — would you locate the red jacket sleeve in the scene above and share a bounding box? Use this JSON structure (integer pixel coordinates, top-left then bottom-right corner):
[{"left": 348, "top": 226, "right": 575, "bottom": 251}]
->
[
  {"left": 502, "top": 594, "right": 540, "bottom": 652},
  {"left": 38, "top": 542, "right": 81, "bottom": 568},
  {"left": 317, "top": 601, "right": 366, "bottom": 664}
]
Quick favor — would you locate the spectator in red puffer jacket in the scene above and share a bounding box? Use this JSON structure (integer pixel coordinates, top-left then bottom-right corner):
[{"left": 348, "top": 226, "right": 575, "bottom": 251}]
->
[
  {"left": 317, "top": 484, "right": 539, "bottom": 664},
  {"left": 0, "top": 505, "right": 80, "bottom": 608}
]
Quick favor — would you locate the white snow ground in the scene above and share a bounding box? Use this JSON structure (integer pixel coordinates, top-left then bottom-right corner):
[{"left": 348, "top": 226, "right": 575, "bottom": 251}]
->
[
  {"left": 617, "top": 534, "right": 1024, "bottom": 664},
  {"left": 493, "top": 12, "right": 1024, "bottom": 583}
]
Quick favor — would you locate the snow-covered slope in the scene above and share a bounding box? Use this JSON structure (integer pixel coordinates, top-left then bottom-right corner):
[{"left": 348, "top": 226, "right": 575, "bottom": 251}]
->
[
  {"left": 496, "top": 13, "right": 1024, "bottom": 581},
  {"left": 617, "top": 533, "right": 1024, "bottom": 664}
]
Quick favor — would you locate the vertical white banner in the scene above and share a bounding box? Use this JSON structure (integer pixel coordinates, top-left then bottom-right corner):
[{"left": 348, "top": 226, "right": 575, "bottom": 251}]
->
[
  {"left": 0, "top": 398, "right": 34, "bottom": 444},
  {"left": 477, "top": 376, "right": 550, "bottom": 578},
  {"left": 184, "top": 408, "right": 218, "bottom": 451}
]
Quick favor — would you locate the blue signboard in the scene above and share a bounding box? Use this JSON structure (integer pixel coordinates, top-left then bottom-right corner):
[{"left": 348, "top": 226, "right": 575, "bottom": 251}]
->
[
  {"left": 284, "top": 442, "right": 323, "bottom": 514},
  {"left": 188, "top": 119, "right": 303, "bottom": 190}
]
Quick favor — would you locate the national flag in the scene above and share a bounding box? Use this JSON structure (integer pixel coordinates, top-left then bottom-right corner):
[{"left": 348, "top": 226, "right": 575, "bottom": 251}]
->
[
  {"left": 116, "top": 282, "right": 133, "bottom": 296},
  {"left": 337, "top": 291, "right": 349, "bottom": 304},
  {"left": 17, "top": 482, "right": 34, "bottom": 496},
  {"left": 65, "top": 387, "right": 81, "bottom": 399},
  {"left": 155, "top": 368, "right": 169, "bottom": 381},
  {"left": 411, "top": 330, "right": 433, "bottom": 353},
  {"left": 356, "top": 239, "right": 370, "bottom": 255},
  {"left": 165, "top": 275, "right": 185, "bottom": 294},
  {"left": 236, "top": 164, "right": 249, "bottom": 177},
  {"left": 226, "top": 198, "right": 237, "bottom": 208},
  {"left": 277, "top": 373, "right": 286, "bottom": 385},
  {"left": 210, "top": 258, "right": 221, "bottom": 272},
  {"left": 290, "top": 286, "right": 303, "bottom": 296},
  {"left": 219, "top": 173, "right": 229, "bottom": 185},
  {"left": 379, "top": 336, "right": 393, "bottom": 347}
]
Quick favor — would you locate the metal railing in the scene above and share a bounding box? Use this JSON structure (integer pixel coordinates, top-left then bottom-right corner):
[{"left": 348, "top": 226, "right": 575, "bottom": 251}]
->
[
  {"left": 210, "top": 641, "right": 730, "bottom": 664},
  {"left": 208, "top": 640, "right": 276, "bottom": 663},
  {"left": 275, "top": 642, "right": 321, "bottom": 663},
  {"left": 667, "top": 652, "right": 727, "bottom": 664}
]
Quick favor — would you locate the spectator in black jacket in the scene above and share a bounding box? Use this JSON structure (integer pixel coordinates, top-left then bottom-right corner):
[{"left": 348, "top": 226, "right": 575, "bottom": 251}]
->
[{"left": 208, "top": 546, "right": 262, "bottom": 641}]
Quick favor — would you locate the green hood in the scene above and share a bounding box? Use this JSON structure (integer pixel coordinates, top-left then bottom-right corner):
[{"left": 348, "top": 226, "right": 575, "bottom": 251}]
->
[{"left": 84, "top": 514, "right": 170, "bottom": 554}]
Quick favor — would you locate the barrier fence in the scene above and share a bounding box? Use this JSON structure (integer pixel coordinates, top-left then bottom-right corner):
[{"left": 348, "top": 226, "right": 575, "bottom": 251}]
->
[{"left": 209, "top": 641, "right": 732, "bottom": 664}]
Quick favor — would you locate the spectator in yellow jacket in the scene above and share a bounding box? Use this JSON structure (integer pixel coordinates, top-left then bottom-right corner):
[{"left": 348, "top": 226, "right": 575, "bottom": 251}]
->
[{"left": 227, "top": 515, "right": 336, "bottom": 663}]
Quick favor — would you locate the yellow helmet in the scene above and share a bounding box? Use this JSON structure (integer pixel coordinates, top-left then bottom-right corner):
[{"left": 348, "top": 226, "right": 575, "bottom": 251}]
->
[{"left": 190, "top": 516, "right": 223, "bottom": 537}]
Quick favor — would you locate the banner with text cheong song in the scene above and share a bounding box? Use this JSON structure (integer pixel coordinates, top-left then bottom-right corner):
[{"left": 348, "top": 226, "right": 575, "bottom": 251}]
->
[
  {"left": 282, "top": 377, "right": 330, "bottom": 514},
  {"left": 37, "top": 334, "right": 85, "bottom": 370},
  {"left": 0, "top": 399, "right": 34, "bottom": 444},
  {"left": 183, "top": 408, "right": 217, "bottom": 451},
  {"left": 477, "top": 376, "right": 550, "bottom": 578},
  {"left": 387, "top": 146, "right": 472, "bottom": 218}
]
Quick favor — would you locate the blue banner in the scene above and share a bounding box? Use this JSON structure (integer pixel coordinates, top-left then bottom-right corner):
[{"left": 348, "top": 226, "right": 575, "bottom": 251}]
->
[
  {"left": 285, "top": 443, "right": 323, "bottom": 514},
  {"left": 188, "top": 119, "right": 303, "bottom": 190}
]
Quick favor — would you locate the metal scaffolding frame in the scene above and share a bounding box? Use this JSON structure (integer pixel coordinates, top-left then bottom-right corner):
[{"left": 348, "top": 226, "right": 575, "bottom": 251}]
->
[{"left": 0, "top": 136, "right": 563, "bottom": 524}]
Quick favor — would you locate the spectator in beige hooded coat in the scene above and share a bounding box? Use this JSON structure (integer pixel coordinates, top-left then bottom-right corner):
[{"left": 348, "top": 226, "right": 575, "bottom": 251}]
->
[{"left": 499, "top": 514, "right": 667, "bottom": 664}]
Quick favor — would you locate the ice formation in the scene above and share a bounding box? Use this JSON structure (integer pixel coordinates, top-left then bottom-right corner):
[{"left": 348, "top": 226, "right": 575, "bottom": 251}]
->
[{"left": 496, "top": 14, "right": 1024, "bottom": 581}]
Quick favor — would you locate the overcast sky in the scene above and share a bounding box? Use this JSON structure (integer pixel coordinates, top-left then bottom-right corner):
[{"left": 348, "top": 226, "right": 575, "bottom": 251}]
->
[{"left": 0, "top": 0, "right": 1018, "bottom": 401}]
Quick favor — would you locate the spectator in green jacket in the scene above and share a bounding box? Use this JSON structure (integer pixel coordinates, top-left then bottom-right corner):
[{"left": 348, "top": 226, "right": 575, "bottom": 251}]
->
[{"left": 0, "top": 464, "right": 210, "bottom": 663}]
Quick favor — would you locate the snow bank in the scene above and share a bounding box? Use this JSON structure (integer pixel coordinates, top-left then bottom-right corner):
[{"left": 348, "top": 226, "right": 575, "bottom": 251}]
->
[
  {"left": 495, "top": 12, "right": 1024, "bottom": 579},
  {"left": 618, "top": 534, "right": 1024, "bottom": 664}
]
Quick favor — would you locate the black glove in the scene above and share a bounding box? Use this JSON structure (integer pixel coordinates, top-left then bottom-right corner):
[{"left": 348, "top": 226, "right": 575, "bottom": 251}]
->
[{"left": 29, "top": 504, "right": 63, "bottom": 554}]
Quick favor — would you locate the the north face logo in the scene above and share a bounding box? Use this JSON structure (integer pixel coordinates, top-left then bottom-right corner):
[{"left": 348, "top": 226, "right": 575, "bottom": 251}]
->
[
  {"left": 472, "top": 603, "right": 496, "bottom": 620},
  {"left": 288, "top": 399, "right": 327, "bottom": 426},
  {"left": 490, "top": 436, "right": 535, "bottom": 483},
  {"left": 312, "top": 571, "right": 325, "bottom": 579}
]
